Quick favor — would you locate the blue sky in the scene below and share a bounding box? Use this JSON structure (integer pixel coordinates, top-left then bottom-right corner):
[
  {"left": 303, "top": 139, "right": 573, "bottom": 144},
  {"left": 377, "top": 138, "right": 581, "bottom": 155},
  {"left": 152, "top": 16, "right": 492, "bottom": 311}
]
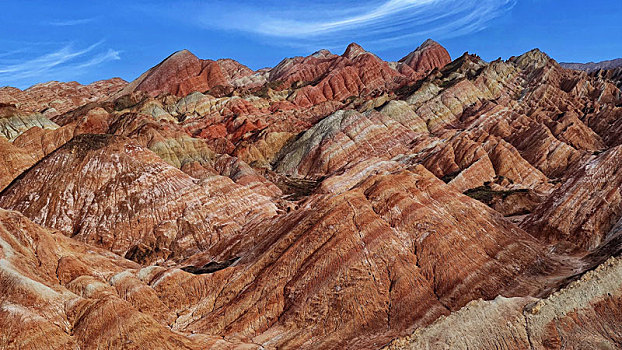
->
[{"left": 1, "top": 0, "right": 620, "bottom": 89}]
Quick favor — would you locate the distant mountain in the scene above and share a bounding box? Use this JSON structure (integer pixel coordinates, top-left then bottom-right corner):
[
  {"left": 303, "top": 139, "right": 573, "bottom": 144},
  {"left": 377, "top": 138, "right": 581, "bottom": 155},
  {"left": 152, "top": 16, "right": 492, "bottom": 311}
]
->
[{"left": 560, "top": 57, "right": 622, "bottom": 72}]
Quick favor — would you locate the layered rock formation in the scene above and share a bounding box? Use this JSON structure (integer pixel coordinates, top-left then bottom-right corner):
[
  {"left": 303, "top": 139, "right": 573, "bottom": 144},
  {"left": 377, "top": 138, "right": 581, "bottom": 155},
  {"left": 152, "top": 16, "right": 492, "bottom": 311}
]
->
[
  {"left": 166, "top": 165, "right": 564, "bottom": 349},
  {"left": 592, "top": 66, "right": 622, "bottom": 89},
  {"left": 0, "top": 134, "right": 277, "bottom": 264},
  {"left": 0, "top": 78, "right": 127, "bottom": 118},
  {"left": 387, "top": 254, "right": 622, "bottom": 350},
  {"left": 521, "top": 145, "right": 622, "bottom": 252},
  {"left": 1, "top": 39, "right": 622, "bottom": 349},
  {"left": 117, "top": 50, "right": 259, "bottom": 97},
  {"left": 0, "top": 208, "right": 261, "bottom": 349},
  {"left": 397, "top": 39, "right": 452, "bottom": 79},
  {"left": 0, "top": 104, "right": 60, "bottom": 140}
]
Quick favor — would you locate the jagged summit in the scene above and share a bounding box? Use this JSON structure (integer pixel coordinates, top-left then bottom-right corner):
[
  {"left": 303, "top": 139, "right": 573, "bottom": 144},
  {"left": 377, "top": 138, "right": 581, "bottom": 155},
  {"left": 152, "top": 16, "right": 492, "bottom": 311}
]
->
[
  {"left": 511, "top": 48, "right": 553, "bottom": 70},
  {"left": 342, "top": 42, "right": 370, "bottom": 59}
]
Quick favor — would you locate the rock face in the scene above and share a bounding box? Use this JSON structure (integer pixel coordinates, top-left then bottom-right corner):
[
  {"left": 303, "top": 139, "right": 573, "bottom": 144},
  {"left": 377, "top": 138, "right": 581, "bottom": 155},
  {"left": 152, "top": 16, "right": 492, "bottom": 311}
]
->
[
  {"left": 0, "top": 208, "right": 259, "bottom": 349},
  {"left": 0, "top": 104, "right": 75, "bottom": 191},
  {"left": 0, "top": 136, "right": 36, "bottom": 191},
  {"left": 1, "top": 39, "right": 622, "bottom": 349},
  {"left": 0, "top": 103, "right": 60, "bottom": 141},
  {"left": 521, "top": 145, "right": 622, "bottom": 252},
  {"left": 170, "top": 166, "right": 561, "bottom": 349},
  {"left": 592, "top": 66, "right": 622, "bottom": 89}
]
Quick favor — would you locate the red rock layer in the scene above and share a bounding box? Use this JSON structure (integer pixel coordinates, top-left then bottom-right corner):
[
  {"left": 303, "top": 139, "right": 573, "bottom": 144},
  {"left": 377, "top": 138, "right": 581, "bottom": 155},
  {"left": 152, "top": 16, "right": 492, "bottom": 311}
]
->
[
  {"left": 0, "top": 136, "right": 36, "bottom": 191},
  {"left": 0, "top": 208, "right": 257, "bottom": 349},
  {"left": 291, "top": 44, "right": 405, "bottom": 107},
  {"left": 170, "top": 166, "right": 562, "bottom": 348},
  {"left": 398, "top": 39, "right": 452, "bottom": 79},
  {"left": 0, "top": 134, "right": 277, "bottom": 264},
  {"left": 521, "top": 145, "right": 622, "bottom": 252},
  {"left": 118, "top": 50, "right": 255, "bottom": 97},
  {"left": 0, "top": 78, "right": 127, "bottom": 117}
]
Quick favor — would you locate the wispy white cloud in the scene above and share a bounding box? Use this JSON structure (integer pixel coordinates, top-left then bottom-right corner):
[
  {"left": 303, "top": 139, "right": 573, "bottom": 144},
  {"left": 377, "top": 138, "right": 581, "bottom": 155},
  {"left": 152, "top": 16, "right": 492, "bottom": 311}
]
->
[
  {"left": 48, "top": 17, "right": 97, "bottom": 26},
  {"left": 73, "top": 49, "right": 121, "bottom": 69},
  {"left": 199, "top": 0, "right": 516, "bottom": 49},
  {"left": 0, "top": 41, "right": 120, "bottom": 88},
  {"left": 0, "top": 48, "right": 28, "bottom": 59}
]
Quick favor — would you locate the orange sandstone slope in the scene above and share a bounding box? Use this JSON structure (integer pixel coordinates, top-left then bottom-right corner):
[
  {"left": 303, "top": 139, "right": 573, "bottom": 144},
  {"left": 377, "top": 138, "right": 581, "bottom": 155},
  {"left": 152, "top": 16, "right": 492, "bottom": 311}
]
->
[{"left": 0, "top": 39, "right": 621, "bottom": 349}]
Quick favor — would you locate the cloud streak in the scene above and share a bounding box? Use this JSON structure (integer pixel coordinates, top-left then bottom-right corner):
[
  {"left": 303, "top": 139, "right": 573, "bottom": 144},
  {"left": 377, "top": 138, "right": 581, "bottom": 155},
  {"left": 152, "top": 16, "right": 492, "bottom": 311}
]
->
[
  {"left": 0, "top": 41, "right": 120, "bottom": 88},
  {"left": 200, "top": 0, "right": 516, "bottom": 49},
  {"left": 48, "top": 18, "right": 97, "bottom": 26}
]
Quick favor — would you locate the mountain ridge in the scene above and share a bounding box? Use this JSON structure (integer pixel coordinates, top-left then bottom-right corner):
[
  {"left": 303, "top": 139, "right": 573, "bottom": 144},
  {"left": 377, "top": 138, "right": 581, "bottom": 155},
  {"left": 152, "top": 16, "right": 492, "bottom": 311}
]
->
[
  {"left": 0, "top": 39, "right": 621, "bottom": 349},
  {"left": 560, "top": 57, "right": 622, "bottom": 72}
]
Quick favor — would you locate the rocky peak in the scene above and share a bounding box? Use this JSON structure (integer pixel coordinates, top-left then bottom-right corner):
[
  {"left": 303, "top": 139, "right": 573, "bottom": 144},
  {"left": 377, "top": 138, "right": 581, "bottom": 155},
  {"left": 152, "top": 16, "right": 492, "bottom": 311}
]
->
[
  {"left": 342, "top": 42, "right": 369, "bottom": 59},
  {"left": 118, "top": 48, "right": 233, "bottom": 97},
  {"left": 399, "top": 38, "right": 452, "bottom": 75},
  {"left": 420, "top": 38, "right": 443, "bottom": 49},
  {"left": 152, "top": 49, "right": 202, "bottom": 73},
  {"left": 170, "top": 48, "right": 195, "bottom": 59},
  {"left": 511, "top": 48, "right": 554, "bottom": 71},
  {"left": 311, "top": 49, "right": 333, "bottom": 58}
]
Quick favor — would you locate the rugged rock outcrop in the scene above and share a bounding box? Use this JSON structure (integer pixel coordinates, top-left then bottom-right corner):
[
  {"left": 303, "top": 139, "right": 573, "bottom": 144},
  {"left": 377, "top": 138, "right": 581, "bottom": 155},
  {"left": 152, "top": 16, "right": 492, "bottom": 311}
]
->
[
  {"left": 0, "top": 104, "right": 59, "bottom": 141},
  {"left": 167, "top": 166, "right": 563, "bottom": 349},
  {"left": 0, "top": 208, "right": 259, "bottom": 349},
  {"left": 592, "top": 66, "right": 622, "bottom": 89},
  {"left": 290, "top": 43, "right": 405, "bottom": 107}
]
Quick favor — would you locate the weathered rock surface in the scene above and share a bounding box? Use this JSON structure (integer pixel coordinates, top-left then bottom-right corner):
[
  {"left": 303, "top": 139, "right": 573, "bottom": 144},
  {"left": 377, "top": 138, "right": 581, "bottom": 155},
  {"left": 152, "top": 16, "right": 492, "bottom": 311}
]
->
[
  {"left": 0, "top": 134, "right": 277, "bottom": 264},
  {"left": 522, "top": 145, "right": 622, "bottom": 252},
  {"left": 386, "top": 254, "right": 622, "bottom": 350},
  {"left": 0, "top": 208, "right": 260, "bottom": 349},
  {"left": 592, "top": 66, "right": 622, "bottom": 89},
  {"left": 0, "top": 136, "right": 36, "bottom": 191},
  {"left": 0, "top": 104, "right": 59, "bottom": 141},
  {"left": 168, "top": 166, "right": 564, "bottom": 349},
  {"left": 397, "top": 39, "right": 452, "bottom": 79}
]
